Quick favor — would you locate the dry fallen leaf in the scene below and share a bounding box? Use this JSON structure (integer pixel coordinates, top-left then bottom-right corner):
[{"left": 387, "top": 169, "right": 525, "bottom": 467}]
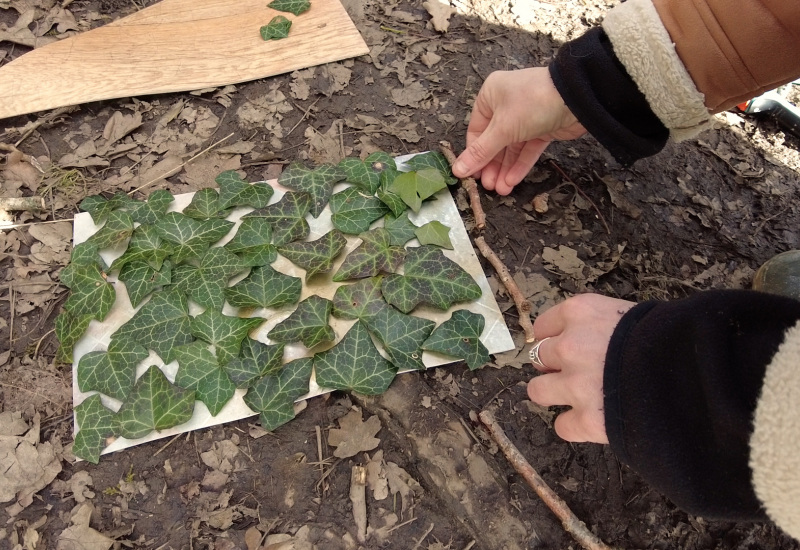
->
[
  {"left": 51, "top": 470, "right": 95, "bottom": 503},
  {"left": 542, "top": 245, "right": 586, "bottom": 279},
  {"left": 423, "top": 0, "right": 457, "bottom": 32},
  {"left": 327, "top": 409, "right": 381, "bottom": 458},
  {"left": 57, "top": 503, "right": 113, "bottom": 550},
  {"left": 102, "top": 111, "right": 143, "bottom": 145}
]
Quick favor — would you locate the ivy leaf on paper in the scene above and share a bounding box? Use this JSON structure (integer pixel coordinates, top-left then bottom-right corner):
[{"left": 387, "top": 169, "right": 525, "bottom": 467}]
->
[
  {"left": 60, "top": 242, "right": 107, "bottom": 287},
  {"left": 278, "top": 229, "right": 347, "bottom": 278},
  {"left": 383, "top": 212, "right": 418, "bottom": 247},
  {"left": 126, "top": 190, "right": 174, "bottom": 225},
  {"left": 155, "top": 212, "right": 234, "bottom": 264},
  {"left": 244, "top": 357, "right": 313, "bottom": 431},
  {"left": 79, "top": 193, "right": 133, "bottom": 225},
  {"left": 376, "top": 167, "right": 407, "bottom": 217},
  {"left": 110, "top": 225, "right": 171, "bottom": 272},
  {"left": 332, "top": 276, "right": 387, "bottom": 323},
  {"left": 388, "top": 168, "right": 446, "bottom": 212},
  {"left": 337, "top": 152, "right": 395, "bottom": 194},
  {"left": 55, "top": 310, "right": 93, "bottom": 364},
  {"left": 224, "top": 217, "right": 277, "bottom": 267},
  {"left": 191, "top": 308, "right": 263, "bottom": 365},
  {"left": 267, "top": 295, "right": 334, "bottom": 348},
  {"left": 113, "top": 288, "right": 194, "bottom": 363},
  {"left": 87, "top": 210, "right": 134, "bottom": 250},
  {"left": 381, "top": 245, "right": 481, "bottom": 313},
  {"left": 330, "top": 187, "right": 390, "bottom": 235},
  {"left": 403, "top": 151, "right": 457, "bottom": 185},
  {"left": 369, "top": 306, "right": 435, "bottom": 371},
  {"left": 314, "top": 321, "right": 396, "bottom": 395},
  {"left": 244, "top": 191, "right": 311, "bottom": 246},
  {"left": 422, "top": 309, "right": 489, "bottom": 370},
  {"left": 183, "top": 188, "right": 228, "bottom": 220},
  {"left": 73, "top": 394, "right": 117, "bottom": 464},
  {"left": 173, "top": 247, "right": 248, "bottom": 310},
  {"left": 223, "top": 339, "right": 284, "bottom": 388},
  {"left": 118, "top": 260, "right": 172, "bottom": 308},
  {"left": 114, "top": 365, "right": 196, "bottom": 440},
  {"left": 224, "top": 265, "right": 302, "bottom": 309},
  {"left": 260, "top": 15, "right": 292, "bottom": 40},
  {"left": 278, "top": 163, "right": 346, "bottom": 217},
  {"left": 77, "top": 337, "right": 149, "bottom": 401},
  {"left": 63, "top": 263, "right": 115, "bottom": 322},
  {"left": 414, "top": 221, "right": 452, "bottom": 249},
  {"left": 215, "top": 170, "right": 274, "bottom": 210},
  {"left": 333, "top": 228, "right": 405, "bottom": 281},
  {"left": 173, "top": 341, "right": 236, "bottom": 416},
  {"left": 268, "top": 0, "right": 311, "bottom": 16}
]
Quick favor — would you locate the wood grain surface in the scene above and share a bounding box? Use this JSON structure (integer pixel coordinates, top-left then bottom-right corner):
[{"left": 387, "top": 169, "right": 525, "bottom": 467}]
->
[{"left": 0, "top": 0, "right": 369, "bottom": 119}]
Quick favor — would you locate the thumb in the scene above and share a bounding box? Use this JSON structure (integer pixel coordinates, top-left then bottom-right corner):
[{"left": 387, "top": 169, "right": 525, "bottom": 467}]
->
[{"left": 452, "top": 130, "right": 505, "bottom": 178}]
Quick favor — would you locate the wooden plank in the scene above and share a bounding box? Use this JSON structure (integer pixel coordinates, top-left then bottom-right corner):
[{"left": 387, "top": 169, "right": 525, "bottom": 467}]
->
[{"left": 0, "top": 0, "right": 368, "bottom": 119}]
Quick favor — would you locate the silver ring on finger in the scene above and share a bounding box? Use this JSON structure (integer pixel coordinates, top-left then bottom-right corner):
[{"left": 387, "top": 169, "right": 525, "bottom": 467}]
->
[{"left": 529, "top": 337, "right": 551, "bottom": 370}]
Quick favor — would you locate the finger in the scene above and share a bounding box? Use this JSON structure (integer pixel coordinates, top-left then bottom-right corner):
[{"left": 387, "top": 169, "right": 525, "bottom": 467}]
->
[
  {"left": 526, "top": 372, "right": 569, "bottom": 407},
  {"left": 553, "top": 409, "right": 609, "bottom": 444},
  {"left": 532, "top": 300, "right": 568, "bottom": 340},
  {"left": 500, "top": 139, "right": 550, "bottom": 189},
  {"left": 529, "top": 336, "right": 558, "bottom": 373},
  {"left": 452, "top": 125, "right": 507, "bottom": 179},
  {"left": 479, "top": 157, "right": 502, "bottom": 191}
]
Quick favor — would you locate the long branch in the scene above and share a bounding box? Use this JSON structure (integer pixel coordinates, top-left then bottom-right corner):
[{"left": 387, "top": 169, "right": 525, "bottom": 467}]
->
[{"left": 439, "top": 141, "right": 486, "bottom": 230}]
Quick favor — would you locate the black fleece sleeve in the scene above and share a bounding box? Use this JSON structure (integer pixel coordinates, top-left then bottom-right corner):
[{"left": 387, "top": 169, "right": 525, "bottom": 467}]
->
[
  {"left": 549, "top": 27, "right": 669, "bottom": 165},
  {"left": 604, "top": 289, "right": 800, "bottom": 520}
]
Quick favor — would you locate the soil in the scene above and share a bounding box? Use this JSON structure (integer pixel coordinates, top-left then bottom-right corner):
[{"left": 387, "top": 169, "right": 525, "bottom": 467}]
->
[{"left": 2, "top": 0, "right": 800, "bottom": 549}]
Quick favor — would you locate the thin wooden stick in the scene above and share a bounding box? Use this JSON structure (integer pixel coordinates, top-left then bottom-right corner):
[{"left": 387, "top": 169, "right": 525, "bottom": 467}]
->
[
  {"left": 0, "top": 196, "right": 46, "bottom": 212},
  {"left": 479, "top": 410, "right": 616, "bottom": 550},
  {"left": 474, "top": 236, "right": 536, "bottom": 343},
  {"left": 439, "top": 141, "right": 486, "bottom": 230},
  {"left": 350, "top": 465, "right": 367, "bottom": 543}
]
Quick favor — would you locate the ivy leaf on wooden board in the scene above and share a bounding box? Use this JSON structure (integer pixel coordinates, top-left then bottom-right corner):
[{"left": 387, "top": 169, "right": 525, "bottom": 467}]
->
[
  {"left": 155, "top": 212, "right": 234, "bottom": 264},
  {"left": 422, "top": 309, "right": 489, "bottom": 370},
  {"left": 79, "top": 193, "right": 134, "bottom": 225},
  {"left": 190, "top": 308, "right": 263, "bottom": 365},
  {"left": 183, "top": 188, "right": 228, "bottom": 220},
  {"left": 224, "top": 265, "right": 302, "bottom": 309},
  {"left": 314, "top": 320, "right": 397, "bottom": 395},
  {"left": 114, "top": 365, "right": 196, "bottom": 440},
  {"left": 383, "top": 212, "right": 418, "bottom": 247},
  {"left": 403, "top": 151, "right": 457, "bottom": 185},
  {"left": 87, "top": 210, "right": 134, "bottom": 250},
  {"left": 126, "top": 190, "right": 174, "bottom": 226},
  {"left": 278, "top": 229, "right": 347, "bottom": 278},
  {"left": 109, "top": 225, "right": 171, "bottom": 272},
  {"left": 224, "top": 217, "right": 276, "bottom": 267},
  {"left": 173, "top": 247, "right": 248, "bottom": 310},
  {"left": 223, "top": 339, "right": 284, "bottom": 388},
  {"left": 331, "top": 276, "right": 387, "bottom": 323},
  {"left": 243, "top": 191, "right": 311, "bottom": 246},
  {"left": 118, "top": 260, "right": 172, "bottom": 308},
  {"left": 369, "top": 306, "right": 435, "bottom": 371},
  {"left": 244, "top": 357, "right": 313, "bottom": 431},
  {"left": 113, "top": 288, "right": 194, "bottom": 363},
  {"left": 60, "top": 242, "right": 107, "bottom": 288},
  {"left": 327, "top": 409, "right": 381, "bottom": 458},
  {"left": 337, "top": 152, "right": 395, "bottom": 194},
  {"left": 63, "top": 263, "right": 115, "bottom": 322},
  {"left": 376, "top": 167, "right": 407, "bottom": 217},
  {"left": 55, "top": 310, "right": 93, "bottom": 364},
  {"left": 215, "top": 170, "right": 274, "bottom": 210},
  {"left": 381, "top": 245, "right": 482, "bottom": 313},
  {"left": 267, "top": 295, "right": 335, "bottom": 348},
  {"left": 73, "top": 394, "right": 116, "bottom": 464},
  {"left": 173, "top": 341, "right": 236, "bottom": 416},
  {"left": 414, "top": 221, "right": 453, "bottom": 249},
  {"left": 333, "top": 228, "right": 405, "bottom": 282},
  {"left": 278, "top": 163, "right": 346, "bottom": 218},
  {"left": 268, "top": 0, "right": 310, "bottom": 16},
  {"left": 330, "top": 187, "right": 390, "bottom": 235},
  {"left": 260, "top": 15, "right": 292, "bottom": 40},
  {"left": 388, "top": 168, "right": 446, "bottom": 213},
  {"left": 77, "top": 337, "right": 149, "bottom": 401}
]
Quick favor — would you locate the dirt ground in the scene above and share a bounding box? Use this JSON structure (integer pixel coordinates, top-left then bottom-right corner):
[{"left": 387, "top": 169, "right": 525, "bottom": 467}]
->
[{"left": 2, "top": 0, "right": 800, "bottom": 548}]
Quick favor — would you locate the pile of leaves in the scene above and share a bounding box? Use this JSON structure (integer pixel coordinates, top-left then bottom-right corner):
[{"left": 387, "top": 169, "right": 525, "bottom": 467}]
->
[{"left": 58, "top": 152, "right": 492, "bottom": 463}]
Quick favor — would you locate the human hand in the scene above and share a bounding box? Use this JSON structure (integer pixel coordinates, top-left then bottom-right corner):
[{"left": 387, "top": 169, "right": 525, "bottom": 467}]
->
[
  {"left": 452, "top": 67, "right": 587, "bottom": 196},
  {"left": 526, "top": 294, "right": 635, "bottom": 443}
]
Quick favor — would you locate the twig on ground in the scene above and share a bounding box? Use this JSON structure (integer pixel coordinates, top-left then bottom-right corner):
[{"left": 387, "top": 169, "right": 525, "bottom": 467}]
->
[
  {"left": 474, "top": 236, "right": 536, "bottom": 343},
  {"left": 479, "top": 410, "right": 617, "bottom": 550},
  {"left": 0, "top": 218, "right": 75, "bottom": 231},
  {"left": 350, "top": 465, "right": 368, "bottom": 543},
  {"left": 549, "top": 161, "right": 610, "bottom": 235},
  {"left": 439, "top": 141, "right": 486, "bottom": 230},
  {"left": 153, "top": 434, "right": 182, "bottom": 457},
  {"left": 410, "top": 523, "right": 435, "bottom": 550},
  {"left": 0, "top": 196, "right": 46, "bottom": 212},
  {"left": 385, "top": 516, "right": 418, "bottom": 534},
  {"left": 12, "top": 106, "right": 75, "bottom": 147},
  {"left": 286, "top": 97, "right": 321, "bottom": 137}
]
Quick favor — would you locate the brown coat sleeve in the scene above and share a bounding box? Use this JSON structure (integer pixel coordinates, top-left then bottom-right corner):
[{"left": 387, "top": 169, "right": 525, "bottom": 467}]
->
[{"left": 653, "top": 0, "right": 800, "bottom": 113}]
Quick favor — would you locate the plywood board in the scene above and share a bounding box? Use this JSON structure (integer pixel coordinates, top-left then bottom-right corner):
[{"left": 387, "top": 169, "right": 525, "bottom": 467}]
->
[{"left": 0, "top": 0, "right": 369, "bottom": 119}]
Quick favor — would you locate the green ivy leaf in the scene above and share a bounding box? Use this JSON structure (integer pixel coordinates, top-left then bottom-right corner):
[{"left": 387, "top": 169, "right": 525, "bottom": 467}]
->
[
  {"left": 224, "top": 217, "right": 276, "bottom": 267},
  {"left": 109, "top": 224, "right": 171, "bottom": 272},
  {"left": 63, "top": 264, "right": 115, "bottom": 321},
  {"left": 79, "top": 193, "right": 133, "bottom": 225},
  {"left": 388, "top": 168, "right": 446, "bottom": 213},
  {"left": 414, "top": 221, "right": 453, "bottom": 249},
  {"left": 126, "top": 190, "right": 174, "bottom": 226},
  {"left": 314, "top": 321, "right": 396, "bottom": 395},
  {"left": 383, "top": 212, "right": 418, "bottom": 247},
  {"left": 376, "top": 166, "right": 407, "bottom": 217},
  {"left": 173, "top": 247, "right": 248, "bottom": 310},
  {"left": 337, "top": 152, "right": 395, "bottom": 194},
  {"left": 73, "top": 394, "right": 116, "bottom": 464},
  {"left": 333, "top": 228, "right": 405, "bottom": 282},
  {"left": 114, "top": 288, "right": 194, "bottom": 363},
  {"left": 155, "top": 212, "right": 234, "bottom": 264},
  {"left": 77, "top": 337, "right": 149, "bottom": 401},
  {"left": 369, "top": 306, "right": 435, "bottom": 371},
  {"left": 183, "top": 188, "right": 228, "bottom": 219},
  {"left": 422, "top": 309, "right": 489, "bottom": 370},
  {"left": 330, "top": 187, "right": 390, "bottom": 235},
  {"left": 331, "top": 276, "right": 387, "bottom": 323},
  {"left": 244, "top": 357, "right": 313, "bottom": 431},
  {"left": 223, "top": 339, "right": 284, "bottom": 388},
  {"left": 173, "top": 341, "right": 236, "bottom": 416},
  {"left": 87, "top": 210, "right": 134, "bottom": 250},
  {"left": 215, "top": 170, "right": 275, "bottom": 210},
  {"left": 60, "top": 242, "right": 106, "bottom": 288},
  {"left": 190, "top": 308, "right": 263, "bottom": 365},
  {"left": 55, "top": 309, "right": 93, "bottom": 364},
  {"left": 260, "top": 15, "right": 292, "bottom": 40},
  {"left": 278, "top": 163, "right": 346, "bottom": 218},
  {"left": 224, "top": 265, "right": 302, "bottom": 309},
  {"left": 244, "top": 191, "right": 311, "bottom": 246},
  {"left": 267, "top": 295, "right": 334, "bottom": 348},
  {"left": 278, "top": 229, "right": 347, "bottom": 278},
  {"left": 381, "top": 245, "right": 481, "bottom": 313},
  {"left": 114, "top": 365, "right": 196, "bottom": 440},
  {"left": 118, "top": 260, "right": 172, "bottom": 308},
  {"left": 268, "top": 0, "right": 310, "bottom": 16},
  {"left": 403, "top": 151, "right": 458, "bottom": 185}
]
